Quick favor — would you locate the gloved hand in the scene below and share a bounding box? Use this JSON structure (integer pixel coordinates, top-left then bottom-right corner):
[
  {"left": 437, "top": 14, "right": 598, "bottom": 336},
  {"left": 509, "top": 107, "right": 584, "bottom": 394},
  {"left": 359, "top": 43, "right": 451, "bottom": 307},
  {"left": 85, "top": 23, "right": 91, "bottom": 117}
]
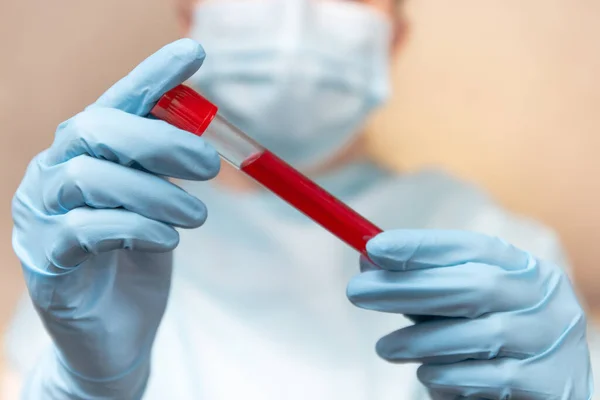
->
[
  {"left": 11, "top": 39, "right": 220, "bottom": 399},
  {"left": 347, "top": 230, "right": 593, "bottom": 399}
]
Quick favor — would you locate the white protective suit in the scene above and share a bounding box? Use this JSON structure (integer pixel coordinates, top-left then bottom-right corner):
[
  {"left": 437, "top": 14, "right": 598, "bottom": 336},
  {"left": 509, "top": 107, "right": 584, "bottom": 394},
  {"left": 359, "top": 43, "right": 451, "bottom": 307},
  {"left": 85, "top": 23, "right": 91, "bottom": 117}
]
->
[{"left": 8, "top": 160, "right": 594, "bottom": 399}]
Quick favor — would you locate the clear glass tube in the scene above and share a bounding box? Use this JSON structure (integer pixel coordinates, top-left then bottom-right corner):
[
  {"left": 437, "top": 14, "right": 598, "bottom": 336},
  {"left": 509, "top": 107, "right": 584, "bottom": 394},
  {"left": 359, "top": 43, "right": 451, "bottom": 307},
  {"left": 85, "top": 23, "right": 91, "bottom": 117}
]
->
[{"left": 202, "top": 114, "right": 264, "bottom": 168}]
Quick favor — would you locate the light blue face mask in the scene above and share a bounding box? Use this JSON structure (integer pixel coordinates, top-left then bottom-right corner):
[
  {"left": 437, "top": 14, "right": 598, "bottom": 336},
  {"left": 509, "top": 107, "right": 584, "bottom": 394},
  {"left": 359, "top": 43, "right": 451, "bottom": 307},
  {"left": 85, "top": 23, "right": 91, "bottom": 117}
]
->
[{"left": 187, "top": 0, "right": 392, "bottom": 168}]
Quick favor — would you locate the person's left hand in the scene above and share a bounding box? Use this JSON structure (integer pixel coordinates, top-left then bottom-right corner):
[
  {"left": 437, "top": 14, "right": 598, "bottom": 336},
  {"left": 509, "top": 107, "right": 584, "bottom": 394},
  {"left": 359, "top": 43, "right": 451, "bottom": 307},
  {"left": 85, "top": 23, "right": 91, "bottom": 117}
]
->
[{"left": 347, "top": 230, "right": 593, "bottom": 399}]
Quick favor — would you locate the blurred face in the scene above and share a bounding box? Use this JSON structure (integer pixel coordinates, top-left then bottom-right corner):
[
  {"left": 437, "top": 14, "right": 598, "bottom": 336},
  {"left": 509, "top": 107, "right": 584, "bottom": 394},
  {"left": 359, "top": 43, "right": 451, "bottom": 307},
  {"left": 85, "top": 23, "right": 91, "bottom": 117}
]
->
[{"left": 177, "top": 0, "right": 407, "bottom": 168}]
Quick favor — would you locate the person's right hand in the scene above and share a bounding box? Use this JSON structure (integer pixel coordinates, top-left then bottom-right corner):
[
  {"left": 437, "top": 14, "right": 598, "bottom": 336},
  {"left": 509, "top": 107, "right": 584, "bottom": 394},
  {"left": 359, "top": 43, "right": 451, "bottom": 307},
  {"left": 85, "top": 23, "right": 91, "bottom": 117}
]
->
[{"left": 11, "top": 39, "right": 220, "bottom": 399}]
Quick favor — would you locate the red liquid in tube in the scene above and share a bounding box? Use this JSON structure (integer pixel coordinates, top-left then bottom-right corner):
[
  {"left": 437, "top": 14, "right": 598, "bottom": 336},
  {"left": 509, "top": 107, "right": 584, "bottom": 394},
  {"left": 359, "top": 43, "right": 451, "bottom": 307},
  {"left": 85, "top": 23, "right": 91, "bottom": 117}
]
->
[{"left": 241, "top": 151, "right": 382, "bottom": 255}]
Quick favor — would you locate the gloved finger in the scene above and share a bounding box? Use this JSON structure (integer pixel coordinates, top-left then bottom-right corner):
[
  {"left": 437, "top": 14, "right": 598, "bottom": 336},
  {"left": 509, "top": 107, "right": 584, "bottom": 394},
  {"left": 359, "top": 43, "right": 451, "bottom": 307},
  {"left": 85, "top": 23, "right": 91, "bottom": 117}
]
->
[
  {"left": 48, "top": 207, "right": 180, "bottom": 269},
  {"left": 41, "top": 155, "right": 207, "bottom": 228},
  {"left": 367, "top": 230, "right": 530, "bottom": 272},
  {"left": 376, "top": 315, "right": 539, "bottom": 364},
  {"left": 361, "top": 256, "right": 440, "bottom": 323},
  {"left": 417, "top": 358, "right": 546, "bottom": 399},
  {"left": 44, "top": 107, "right": 220, "bottom": 180},
  {"left": 91, "top": 38, "right": 205, "bottom": 116},
  {"left": 347, "top": 260, "right": 542, "bottom": 317}
]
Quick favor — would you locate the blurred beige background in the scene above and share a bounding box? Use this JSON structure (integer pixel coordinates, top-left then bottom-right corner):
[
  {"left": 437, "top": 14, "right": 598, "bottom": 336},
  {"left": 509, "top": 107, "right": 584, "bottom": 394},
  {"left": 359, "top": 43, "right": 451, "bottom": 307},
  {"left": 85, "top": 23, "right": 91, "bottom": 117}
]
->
[{"left": 0, "top": 0, "right": 599, "bottom": 360}]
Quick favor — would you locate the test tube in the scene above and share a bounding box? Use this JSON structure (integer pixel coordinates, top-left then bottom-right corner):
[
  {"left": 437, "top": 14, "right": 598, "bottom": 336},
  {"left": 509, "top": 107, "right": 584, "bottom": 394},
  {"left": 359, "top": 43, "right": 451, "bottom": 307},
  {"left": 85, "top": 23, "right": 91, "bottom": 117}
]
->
[{"left": 151, "top": 85, "right": 382, "bottom": 256}]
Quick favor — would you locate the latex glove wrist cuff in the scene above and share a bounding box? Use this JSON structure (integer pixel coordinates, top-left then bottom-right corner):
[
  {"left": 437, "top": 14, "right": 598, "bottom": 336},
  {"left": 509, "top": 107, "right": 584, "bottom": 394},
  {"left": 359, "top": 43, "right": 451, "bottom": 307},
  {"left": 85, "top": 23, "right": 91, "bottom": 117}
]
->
[
  {"left": 57, "top": 347, "right": 151, "bottom": 399},
  {"left": 24, "top": 347, "right": 150, "bottom": 400}
]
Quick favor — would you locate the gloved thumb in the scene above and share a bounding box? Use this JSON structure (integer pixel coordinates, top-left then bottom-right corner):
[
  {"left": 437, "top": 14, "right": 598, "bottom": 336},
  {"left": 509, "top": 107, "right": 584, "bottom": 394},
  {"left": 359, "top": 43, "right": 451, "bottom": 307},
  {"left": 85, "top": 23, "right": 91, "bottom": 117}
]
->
[
  {"left": 91, "top": 38, "right": 206, "bottom": 116},
  {"left": 366, "top": 229, "right": 530, "bottom": 272}
]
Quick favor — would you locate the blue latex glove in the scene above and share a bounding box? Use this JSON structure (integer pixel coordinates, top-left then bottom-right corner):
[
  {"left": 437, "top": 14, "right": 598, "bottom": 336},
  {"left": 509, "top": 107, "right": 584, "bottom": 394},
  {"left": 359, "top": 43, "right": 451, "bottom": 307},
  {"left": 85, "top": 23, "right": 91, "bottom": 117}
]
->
[
  {"left": 11, "top": 39, "right": 220, "bottom": 399},
  {"left": 347, "top": 230, "right": 593, "bottom": 399}
]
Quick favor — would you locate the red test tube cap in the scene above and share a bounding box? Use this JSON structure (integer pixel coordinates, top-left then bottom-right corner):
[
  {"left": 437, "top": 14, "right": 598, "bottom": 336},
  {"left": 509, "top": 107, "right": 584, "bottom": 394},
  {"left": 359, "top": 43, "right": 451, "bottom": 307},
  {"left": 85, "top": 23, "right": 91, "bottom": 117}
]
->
[{"left": 150, "top": 85, "right": 218, "bottom": 136}]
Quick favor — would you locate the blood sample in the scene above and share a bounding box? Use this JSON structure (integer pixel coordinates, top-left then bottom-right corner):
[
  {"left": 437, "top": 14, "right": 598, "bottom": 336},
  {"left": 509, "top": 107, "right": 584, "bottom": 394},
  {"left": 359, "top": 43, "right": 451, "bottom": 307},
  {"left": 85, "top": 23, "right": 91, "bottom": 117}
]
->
[{"left": 151, "top": 85, "right": 382, "bottom": 255}]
